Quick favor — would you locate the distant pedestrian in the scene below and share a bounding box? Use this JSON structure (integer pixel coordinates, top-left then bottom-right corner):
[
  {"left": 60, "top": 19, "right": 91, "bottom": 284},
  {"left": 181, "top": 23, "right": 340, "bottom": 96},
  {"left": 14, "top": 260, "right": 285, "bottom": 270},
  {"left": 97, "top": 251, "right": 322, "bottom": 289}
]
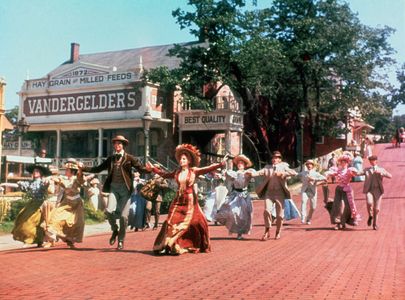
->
[
  {"left": 297, "top": 160, "right": 326, "bottom": 225},
  {"left": 144, "top": 174, "right": 169, "bottom": 230},
  {"left": 360, "top": 155, "right": 392, "bottom": 230},
  {"left": 88, "top": 178, "right": 101, "bottom": 210},
  {"left": 327, "top": 153, "right": 337, "bottom": 183},
  {"left": 351, "top": 152, "right": 364, "bottom": 182},
  {"left": 364, "top": 137, "right": 373, "bottom": 158},
  {"left": 128, "top": 184, "right": 147, "bottom": 231},
  {"left": 251, "top": 151, "right": 297, "bottom": 240}
]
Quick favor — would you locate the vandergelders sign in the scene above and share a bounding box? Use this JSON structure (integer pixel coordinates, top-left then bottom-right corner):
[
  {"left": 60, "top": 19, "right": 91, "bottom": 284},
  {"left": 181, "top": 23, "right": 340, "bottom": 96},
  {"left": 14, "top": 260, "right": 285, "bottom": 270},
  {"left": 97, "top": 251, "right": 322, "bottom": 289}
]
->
[{"left": 23, "top": 89, "right": 142, "bottom": 116}]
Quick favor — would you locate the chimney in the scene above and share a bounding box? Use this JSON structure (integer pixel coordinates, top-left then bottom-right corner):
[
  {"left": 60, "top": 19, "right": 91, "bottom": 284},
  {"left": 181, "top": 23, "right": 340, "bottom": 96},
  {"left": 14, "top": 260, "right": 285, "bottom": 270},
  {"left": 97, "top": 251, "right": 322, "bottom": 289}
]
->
[{"left": 70, "top": 43, "right": 80, "bottom": 63}]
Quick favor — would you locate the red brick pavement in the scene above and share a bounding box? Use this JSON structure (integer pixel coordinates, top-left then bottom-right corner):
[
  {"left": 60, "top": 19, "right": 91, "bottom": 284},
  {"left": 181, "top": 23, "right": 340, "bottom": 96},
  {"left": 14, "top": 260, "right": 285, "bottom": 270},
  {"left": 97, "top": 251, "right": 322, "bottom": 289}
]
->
[{"left": 0, "top": 144, "right": 404, "bottom": 299}]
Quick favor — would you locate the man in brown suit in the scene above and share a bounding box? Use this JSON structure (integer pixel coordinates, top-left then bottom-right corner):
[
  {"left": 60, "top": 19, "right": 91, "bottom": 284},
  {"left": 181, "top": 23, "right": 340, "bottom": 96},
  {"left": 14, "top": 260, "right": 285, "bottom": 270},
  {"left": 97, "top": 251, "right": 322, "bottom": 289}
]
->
[
  {"left": 79, "top": 135, "right": 149, "bottom": 249},
  {"left": 251, "top": 151, "right": 297, "bottom": 240},
  {"left": 361, "top": 155, "right": 392, "bottom": 230},
  {"left": 144, "top": 174, "right": 169, "bottom": 230}
]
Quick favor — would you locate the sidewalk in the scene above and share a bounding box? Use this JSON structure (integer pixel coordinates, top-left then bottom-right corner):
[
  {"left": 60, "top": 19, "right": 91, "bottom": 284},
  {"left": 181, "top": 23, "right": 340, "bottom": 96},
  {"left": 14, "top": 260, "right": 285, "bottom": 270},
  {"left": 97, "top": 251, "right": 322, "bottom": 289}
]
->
[{"left": 0, "top": 221, "right": 111, "bottom": 251}]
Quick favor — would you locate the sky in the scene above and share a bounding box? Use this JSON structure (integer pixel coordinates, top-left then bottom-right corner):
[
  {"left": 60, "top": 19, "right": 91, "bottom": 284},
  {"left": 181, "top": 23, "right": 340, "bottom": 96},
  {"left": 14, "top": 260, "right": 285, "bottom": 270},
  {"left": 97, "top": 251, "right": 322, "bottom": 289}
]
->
[{"left": 1, "top": 0, "right": 405, "bottom": 114}]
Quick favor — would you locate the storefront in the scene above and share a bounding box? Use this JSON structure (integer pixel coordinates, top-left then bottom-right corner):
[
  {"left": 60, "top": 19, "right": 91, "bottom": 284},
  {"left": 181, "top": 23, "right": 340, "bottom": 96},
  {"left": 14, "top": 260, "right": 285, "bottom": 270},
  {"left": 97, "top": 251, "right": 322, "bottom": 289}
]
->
[
  {"left": 18, "top": 43, "right": 174, "bottom": 167},
  {"left": 176, "top": 85, "right": 244, "bottom": 164},
  {"left": 17, "top": 43, "right": 244, "bottom": 169}
]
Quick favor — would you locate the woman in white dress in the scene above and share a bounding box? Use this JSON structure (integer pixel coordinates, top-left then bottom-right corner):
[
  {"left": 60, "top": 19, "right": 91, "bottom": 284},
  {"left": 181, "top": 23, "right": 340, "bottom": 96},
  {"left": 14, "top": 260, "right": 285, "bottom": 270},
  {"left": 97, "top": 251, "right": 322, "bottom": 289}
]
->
[{"left": 216, "top": 155, "right": 255, "bottom": 240}]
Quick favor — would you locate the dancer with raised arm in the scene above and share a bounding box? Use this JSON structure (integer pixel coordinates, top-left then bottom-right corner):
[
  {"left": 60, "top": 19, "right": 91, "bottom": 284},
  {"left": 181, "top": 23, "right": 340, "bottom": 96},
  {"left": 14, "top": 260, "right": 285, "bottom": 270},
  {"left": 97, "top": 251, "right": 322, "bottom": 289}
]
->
[
  {"left": 146, "top": 144, "right": 226, "bottom": 255},
  {"left": 325, "top": 152, "right": 360, "bottom": 230},
  {"left": 250, "top": 151, "right": 297, "bottom": 240},
  {"left": 216, "top": 154, "right": 255, "bottom": 240},
  {"left": 361, "top": 155, "right": 392, "bottom": 230},
  {"left": 6, "top": 164, "right": 51, "bottom": 248},
  {"left": 79, "top": 135, "right": 149, "bottom": 250}
]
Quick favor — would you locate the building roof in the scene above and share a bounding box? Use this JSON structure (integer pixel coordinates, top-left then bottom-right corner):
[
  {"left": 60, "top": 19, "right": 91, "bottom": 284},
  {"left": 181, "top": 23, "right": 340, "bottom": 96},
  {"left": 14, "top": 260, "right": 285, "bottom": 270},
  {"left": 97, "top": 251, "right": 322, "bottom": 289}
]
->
[{"left": 47, "top": 42, "right": 200, "bottom": 77}]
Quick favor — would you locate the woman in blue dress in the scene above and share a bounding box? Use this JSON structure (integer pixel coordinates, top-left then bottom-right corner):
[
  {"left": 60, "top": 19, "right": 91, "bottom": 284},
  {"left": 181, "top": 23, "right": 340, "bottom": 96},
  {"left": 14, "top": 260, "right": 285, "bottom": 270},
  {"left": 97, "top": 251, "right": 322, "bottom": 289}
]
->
[
  {"left": 128, "top": 183, "right": 147, "bottom": 231},
  {"left": 352, "top": 152, "right": 365, "bottom": 182},
  {"left": 216, "top": 155, "right": 255, "bottom": 240}
]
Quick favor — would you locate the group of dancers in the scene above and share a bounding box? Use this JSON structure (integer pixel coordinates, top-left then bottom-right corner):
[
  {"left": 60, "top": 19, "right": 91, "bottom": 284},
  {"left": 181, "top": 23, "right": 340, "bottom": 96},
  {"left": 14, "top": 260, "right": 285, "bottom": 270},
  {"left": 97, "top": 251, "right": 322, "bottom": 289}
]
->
[{"left": 7, "top": 135, "right": 392, "bottom": 255}]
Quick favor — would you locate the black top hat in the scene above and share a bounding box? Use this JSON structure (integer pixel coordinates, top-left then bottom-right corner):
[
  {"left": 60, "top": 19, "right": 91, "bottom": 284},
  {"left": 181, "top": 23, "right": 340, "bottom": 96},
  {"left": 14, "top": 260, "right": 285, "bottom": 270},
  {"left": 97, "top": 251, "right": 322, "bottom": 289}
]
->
[{"left": 26, "top": 164, "right": 52, "bottom": 177}]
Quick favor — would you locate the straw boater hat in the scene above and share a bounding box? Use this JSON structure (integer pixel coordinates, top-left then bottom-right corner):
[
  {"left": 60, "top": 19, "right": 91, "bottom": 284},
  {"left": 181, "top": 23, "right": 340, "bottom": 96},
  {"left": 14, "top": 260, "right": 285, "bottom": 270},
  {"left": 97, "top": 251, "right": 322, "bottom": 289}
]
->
[
  {"left": 272, "top": 151, "right": 282, "bottom": 158},
  {"left": 112, "top": 135, "right": 129, "bottom": 146},
  {"left": 175, "top": 144, "right": 201, "bottom": 167},
  {"left": 305, "top": 159, "right": 315, "bottom": 166},
  {"left": 233, "top": 154, "right": 253, "bottom": 168},
  {"left": 26, "top": 164, "right": 52, "bottom": 177},
  {"left": 65, "top": 158, "right": 79, "bottom": 170}
]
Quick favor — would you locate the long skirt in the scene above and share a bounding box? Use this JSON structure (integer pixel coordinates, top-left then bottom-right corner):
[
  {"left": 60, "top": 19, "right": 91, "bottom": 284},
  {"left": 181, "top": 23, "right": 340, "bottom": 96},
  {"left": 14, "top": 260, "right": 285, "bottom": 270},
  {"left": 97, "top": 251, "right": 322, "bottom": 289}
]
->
[
  {"left": 215, "top": 190, "right": 253, "bottom": 235},
  {"left": 331, "top": 186, "right": 360, "bottom": 226},
  {"left": 12, "top": 200, "right": 44, "bottom": 245},
  {"left": 153, "top": 194, "right": 210, "bottom": 255},
  {"left": 203, "top": 186, "right": 228, "bottom": 222},
  {"left": 46, "top": 198, "right": 85, "bottom": 243},
  {"left": 271, "top": 199, "right": 301, "bottom": 221},
  {"left": 128, "top": 194, "right": 146, "bottom": 229},
  {"left": 203, "top": 192, "right": 216, "bottom": 222}
]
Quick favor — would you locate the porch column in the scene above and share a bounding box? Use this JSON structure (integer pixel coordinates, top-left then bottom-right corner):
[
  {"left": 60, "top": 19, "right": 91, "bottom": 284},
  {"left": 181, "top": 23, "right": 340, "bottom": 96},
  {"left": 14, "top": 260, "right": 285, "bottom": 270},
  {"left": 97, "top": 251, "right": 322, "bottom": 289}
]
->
[
  {"left": 225, "top": 129, "right": 231, "bottom": 168},
  {"left": 98, "top": 128, "right": 103, "bottom": 164},
  {"left": 178, "top": 129, "right": 182, "bottom": 145},
  {"left": 239, "top": 130, "right": 243, "bottom": 154},
  {"left": 56, "top": 129, "right": 61, "bottom": 167}
]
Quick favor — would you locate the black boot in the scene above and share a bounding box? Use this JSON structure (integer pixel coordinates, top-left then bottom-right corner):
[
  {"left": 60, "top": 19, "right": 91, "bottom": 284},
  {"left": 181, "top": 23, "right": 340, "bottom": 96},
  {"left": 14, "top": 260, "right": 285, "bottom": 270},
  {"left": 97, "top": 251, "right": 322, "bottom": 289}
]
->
[{"left": 109, "top": 230, "right": 118, "bottom": 245}]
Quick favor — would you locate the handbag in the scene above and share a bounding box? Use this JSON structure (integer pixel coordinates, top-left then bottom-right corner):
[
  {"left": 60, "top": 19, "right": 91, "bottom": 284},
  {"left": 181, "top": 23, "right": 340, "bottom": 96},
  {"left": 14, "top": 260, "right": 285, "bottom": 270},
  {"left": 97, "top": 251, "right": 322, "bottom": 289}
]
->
[{"left": 139, "top": 179, "right": 158, "bottom": 201}]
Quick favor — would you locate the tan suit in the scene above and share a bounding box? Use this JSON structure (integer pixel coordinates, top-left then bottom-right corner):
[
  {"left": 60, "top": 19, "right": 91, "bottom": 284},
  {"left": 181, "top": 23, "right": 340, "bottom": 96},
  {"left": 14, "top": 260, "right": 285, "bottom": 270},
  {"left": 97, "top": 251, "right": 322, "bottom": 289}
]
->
[
  {"left": 362, "top": 166, "right": 391, "bottom": 207},
  {"left": 361, "top": 165, "right": 392, "bottom": 227},
  {"left": 255, "top": 162, "right": 297, "bottom": 232}
]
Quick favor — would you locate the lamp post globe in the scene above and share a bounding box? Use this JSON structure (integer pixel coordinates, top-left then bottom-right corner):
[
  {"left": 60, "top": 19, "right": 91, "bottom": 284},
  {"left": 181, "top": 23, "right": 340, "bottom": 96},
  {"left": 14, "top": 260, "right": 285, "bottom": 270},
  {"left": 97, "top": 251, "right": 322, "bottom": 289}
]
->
[{"left": 16, "top": 117, "right": 30, "bottom": 156}]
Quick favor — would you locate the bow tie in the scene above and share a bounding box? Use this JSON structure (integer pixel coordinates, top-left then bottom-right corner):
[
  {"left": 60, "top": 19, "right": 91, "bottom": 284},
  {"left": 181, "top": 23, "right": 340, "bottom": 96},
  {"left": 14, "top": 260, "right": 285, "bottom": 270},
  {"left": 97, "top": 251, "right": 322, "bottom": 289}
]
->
[{"left": 114, "top": 154, "right": 122, "bottom": 160}]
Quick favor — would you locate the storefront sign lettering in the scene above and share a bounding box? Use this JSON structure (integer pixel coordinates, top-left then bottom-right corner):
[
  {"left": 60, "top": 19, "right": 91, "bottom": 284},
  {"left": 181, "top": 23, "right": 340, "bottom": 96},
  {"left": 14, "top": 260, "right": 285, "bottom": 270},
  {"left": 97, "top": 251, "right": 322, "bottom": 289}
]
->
[
  {"left": 24, "top": 89, "right": 142, "bottom": 116},
  {"left": 184, "top": 115, "right": 226, "bottom": 124},
  {"left": 29, "top": 72, "right": 136, "bottom": 89}
]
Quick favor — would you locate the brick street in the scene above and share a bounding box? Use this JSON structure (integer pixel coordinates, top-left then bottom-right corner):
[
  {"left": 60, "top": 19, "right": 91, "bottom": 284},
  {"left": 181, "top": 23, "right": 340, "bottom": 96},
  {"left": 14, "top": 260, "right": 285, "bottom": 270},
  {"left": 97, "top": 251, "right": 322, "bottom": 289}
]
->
[{"left": 0, "top": 144, "right": 404, "bottom": 299}]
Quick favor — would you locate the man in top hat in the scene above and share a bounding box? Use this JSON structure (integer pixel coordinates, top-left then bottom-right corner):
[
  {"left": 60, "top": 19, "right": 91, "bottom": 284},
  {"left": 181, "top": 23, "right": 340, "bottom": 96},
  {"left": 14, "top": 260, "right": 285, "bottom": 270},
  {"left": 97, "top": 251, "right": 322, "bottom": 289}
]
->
[
  {"left": 252, "top": 150, "right": 297, "bottom": 240},
  {"left": 79, "top": 135, "right": 149, "bottom": 249},
  {"left": 297, "top": 159, "right": 326, "bottom": 225},
  {"left": 361, "top": 155, "right": 392, "bottom": 230}
]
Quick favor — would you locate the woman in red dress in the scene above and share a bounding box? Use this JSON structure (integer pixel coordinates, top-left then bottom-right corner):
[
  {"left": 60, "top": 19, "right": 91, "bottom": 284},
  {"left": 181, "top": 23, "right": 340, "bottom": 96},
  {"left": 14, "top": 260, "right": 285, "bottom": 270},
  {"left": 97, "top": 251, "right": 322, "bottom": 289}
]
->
[{"left": 146, "top": 144, "right": 226, "bottom": 255}]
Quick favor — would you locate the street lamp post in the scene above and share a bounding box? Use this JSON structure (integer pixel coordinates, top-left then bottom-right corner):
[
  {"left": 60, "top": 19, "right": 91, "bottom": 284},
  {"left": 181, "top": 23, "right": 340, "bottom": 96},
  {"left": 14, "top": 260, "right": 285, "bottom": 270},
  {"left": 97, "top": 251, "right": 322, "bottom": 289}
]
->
[
  {"left": 142, "top": 108, "right": 153, "bottom": 164},
  {"left": 16, "top": 117, "right": 30, "bottom": 156},
  {"left": 299, "top": 112, "right": 306, "bottom": 171}
]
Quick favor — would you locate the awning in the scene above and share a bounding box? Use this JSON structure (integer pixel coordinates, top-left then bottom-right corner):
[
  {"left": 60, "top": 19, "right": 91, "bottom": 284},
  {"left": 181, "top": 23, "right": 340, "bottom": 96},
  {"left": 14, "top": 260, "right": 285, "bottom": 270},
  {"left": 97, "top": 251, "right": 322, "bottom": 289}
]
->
[{"left": 353, "top": 120, "right": 374, "bottom": 131}]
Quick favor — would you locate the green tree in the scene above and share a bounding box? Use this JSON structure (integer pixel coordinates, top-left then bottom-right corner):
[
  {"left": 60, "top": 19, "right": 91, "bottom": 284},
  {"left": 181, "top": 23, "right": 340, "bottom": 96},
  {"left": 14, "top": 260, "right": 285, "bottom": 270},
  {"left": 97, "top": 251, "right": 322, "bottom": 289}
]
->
[{"left": 145, "top": 0, "right": 400, "bottom": 165}]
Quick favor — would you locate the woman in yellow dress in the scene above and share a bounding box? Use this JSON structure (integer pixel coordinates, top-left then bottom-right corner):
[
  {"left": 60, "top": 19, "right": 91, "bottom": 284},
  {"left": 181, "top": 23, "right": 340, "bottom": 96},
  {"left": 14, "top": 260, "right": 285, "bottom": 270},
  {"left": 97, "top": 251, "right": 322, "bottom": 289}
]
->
[
  {"left": 10, "top": 164, "right": 51, "bottom": 247},
  {"left": 44, "top": 159, "right": 86, "bottom": 248}
]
